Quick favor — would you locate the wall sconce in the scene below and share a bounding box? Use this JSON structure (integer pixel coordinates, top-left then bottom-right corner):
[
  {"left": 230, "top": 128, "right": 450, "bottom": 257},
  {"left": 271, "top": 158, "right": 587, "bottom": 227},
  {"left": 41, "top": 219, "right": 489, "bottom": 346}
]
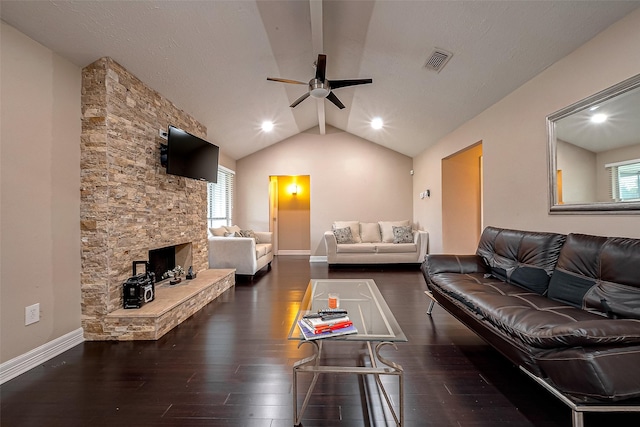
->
[
  {"left": 419, "top": 189, "right": 431, "bottom": 199},
  {"left": 288, "top": 184, "right": 300, "bottom": 195}
]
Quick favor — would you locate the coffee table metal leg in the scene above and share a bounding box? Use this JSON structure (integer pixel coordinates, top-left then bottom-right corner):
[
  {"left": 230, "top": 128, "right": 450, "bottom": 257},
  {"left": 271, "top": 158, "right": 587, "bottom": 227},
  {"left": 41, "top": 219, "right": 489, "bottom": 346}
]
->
[
  {"left": 373, "top": 341, "right": 404, "bottom": 426},
  {"left": 293, "top": 340, "right": 403, "bottom": 426},
  {"left": 293, "top": 340, "right": 321, "bottom": 426}
]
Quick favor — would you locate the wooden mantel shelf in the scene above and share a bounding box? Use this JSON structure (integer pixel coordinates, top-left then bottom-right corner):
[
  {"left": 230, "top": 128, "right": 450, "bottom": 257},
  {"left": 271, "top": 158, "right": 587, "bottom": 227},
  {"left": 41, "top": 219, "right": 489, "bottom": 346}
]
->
[{"left": 104, "top": 269, "right": 235, "bottom": 340}]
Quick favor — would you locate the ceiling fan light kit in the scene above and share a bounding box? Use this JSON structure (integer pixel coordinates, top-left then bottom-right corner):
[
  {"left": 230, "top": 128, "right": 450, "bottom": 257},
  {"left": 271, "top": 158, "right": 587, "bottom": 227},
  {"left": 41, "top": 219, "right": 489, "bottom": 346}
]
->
[
  {"left": 267, "top": 54, "right": 372, "bottom": 110},
  {"left": 310, "top": 79, "right": 329, "bottom": 98}
]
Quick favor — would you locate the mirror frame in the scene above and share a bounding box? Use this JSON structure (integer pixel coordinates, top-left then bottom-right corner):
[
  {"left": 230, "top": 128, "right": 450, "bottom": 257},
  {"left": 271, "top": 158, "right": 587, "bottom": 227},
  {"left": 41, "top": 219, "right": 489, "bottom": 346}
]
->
[{"left": 547, "top": 73, "right": 640, "bottom": 214}]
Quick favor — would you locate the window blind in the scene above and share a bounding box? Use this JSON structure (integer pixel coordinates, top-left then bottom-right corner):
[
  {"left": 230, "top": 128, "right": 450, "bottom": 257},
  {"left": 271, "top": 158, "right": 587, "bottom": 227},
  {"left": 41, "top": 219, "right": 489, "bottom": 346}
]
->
[
  {"left": 207, "top": 166, "right": 234, "bottom": 228},
  {"left": 606, "top": 159, "right": 640, "bottom": 202}
]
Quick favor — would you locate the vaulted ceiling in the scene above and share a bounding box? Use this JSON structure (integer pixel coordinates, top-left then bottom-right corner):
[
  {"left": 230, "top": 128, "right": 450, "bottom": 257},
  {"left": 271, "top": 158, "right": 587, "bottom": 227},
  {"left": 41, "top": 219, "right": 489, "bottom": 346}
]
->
[{"left": 2, "top": 1, "right": 638, "bottom": 159}]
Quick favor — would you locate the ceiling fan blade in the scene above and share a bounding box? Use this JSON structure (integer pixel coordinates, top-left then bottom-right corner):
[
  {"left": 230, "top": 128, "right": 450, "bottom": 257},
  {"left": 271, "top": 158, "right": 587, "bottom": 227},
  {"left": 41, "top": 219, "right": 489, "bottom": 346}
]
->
[
  {"left": 326, "top": 92, "right": 345, "bottom": 109},
  {"left": 290, "top": 92, "right": 310, "bottom": 108},
  {"left": 315, "top": 54, "right": 327, "bottom": 81},
  {"left": 267, "top": 77, "right": 307, "bottom": 85},
  {"left": 328, "top": 78, "right": 373, "bottom": 90}
]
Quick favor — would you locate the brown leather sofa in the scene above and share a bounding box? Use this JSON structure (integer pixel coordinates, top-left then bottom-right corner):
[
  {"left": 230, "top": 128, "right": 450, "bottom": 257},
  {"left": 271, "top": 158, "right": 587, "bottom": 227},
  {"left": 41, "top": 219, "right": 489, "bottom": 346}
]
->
[{"left": 422, "top": 227, "right": 640, "bottom": 410}]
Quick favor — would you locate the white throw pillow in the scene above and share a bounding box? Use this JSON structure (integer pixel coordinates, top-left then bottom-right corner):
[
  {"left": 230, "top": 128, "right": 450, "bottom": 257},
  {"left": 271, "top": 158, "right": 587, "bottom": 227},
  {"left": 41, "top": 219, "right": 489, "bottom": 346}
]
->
[
  {"left": 210, "top": 227, "right": 228, "bottom": 237},
  {"left": 360, "top": 222, "right": 382, "bottom": 243},
  {"left": 378, "top": 220, "right": 411, "bottom": 243},
  {"left": 226, "top": 225, "right": 241, "bottom": 234},
  {"left": 333, "top": 221, "right": 361, "bottom": 243}
]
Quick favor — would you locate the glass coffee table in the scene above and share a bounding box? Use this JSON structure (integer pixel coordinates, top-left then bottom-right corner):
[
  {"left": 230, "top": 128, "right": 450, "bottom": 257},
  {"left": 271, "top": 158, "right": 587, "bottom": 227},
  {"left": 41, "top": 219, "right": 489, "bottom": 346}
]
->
[{"left": 288, "top": 279, "right": 407, "bottom": 426}]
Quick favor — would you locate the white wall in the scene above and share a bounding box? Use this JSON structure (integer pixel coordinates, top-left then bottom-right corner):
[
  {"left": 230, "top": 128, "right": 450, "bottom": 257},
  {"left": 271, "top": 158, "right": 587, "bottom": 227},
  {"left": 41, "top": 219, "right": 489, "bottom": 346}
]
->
[
  {"left": 414, "top": 9, "right": 640, "bottom": 254},
  {"left": 235, "top": 127, "right": 414, "bottom": 257},
  {"left": 1, "top": 22, "right": 82, "bottom": 362}
]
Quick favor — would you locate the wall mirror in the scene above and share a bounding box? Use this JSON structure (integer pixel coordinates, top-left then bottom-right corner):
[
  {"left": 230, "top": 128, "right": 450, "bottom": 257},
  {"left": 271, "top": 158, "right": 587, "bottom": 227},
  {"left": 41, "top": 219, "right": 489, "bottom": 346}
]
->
[{"left": 547, "top": 73, "right": 640, "bottom": 213}]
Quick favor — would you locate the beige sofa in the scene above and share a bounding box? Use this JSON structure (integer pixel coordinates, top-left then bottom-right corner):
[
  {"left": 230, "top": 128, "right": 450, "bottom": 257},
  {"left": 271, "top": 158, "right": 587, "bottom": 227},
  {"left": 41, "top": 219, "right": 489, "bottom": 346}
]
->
[
  {"left": 324, "top": 220, "right": 428, "bottom": 265},
  {"left": 208, "top": 225, "right": 273, "bottom": 276}
]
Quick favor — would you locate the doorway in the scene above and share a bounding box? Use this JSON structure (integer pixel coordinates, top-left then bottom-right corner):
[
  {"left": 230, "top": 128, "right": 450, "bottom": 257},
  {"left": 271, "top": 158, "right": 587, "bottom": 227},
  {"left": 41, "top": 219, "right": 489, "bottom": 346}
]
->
[
  {"left": 269, "top": 175, "right": 311, "bottom": 255},
  {"left": 442, "top": 143, "right": 483, "bottom": 253}
]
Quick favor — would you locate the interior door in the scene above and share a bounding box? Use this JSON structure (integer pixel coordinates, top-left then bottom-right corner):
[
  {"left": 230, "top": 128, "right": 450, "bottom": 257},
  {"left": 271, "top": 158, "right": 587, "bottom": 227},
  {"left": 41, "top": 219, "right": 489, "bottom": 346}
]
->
[
  {"left": 442, "top": 142, "right": 483, "bottom": 253},
  {"left": 272, "top": 175, "right": 311, "bottom": 255}
]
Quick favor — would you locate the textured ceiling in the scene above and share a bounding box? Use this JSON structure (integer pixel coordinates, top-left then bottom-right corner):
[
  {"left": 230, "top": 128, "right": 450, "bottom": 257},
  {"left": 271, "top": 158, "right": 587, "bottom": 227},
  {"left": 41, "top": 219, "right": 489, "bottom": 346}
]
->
[{"left": 2, "top": 1, "right": 639, "bottom": 159}]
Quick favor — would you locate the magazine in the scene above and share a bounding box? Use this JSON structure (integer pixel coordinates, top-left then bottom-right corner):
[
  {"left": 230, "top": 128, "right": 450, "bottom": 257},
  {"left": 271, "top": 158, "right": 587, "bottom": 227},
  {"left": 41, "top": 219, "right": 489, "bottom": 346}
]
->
[{"left": 297, "top": 318, "right": 358, "bottom": 340}]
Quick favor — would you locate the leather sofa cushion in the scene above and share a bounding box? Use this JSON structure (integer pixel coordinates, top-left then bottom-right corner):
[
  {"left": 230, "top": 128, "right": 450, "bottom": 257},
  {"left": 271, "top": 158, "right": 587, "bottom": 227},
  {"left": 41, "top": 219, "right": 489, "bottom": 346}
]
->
[
  {"left": 431, "top": 272, "right": 640, "bottom": 349},
  {"left": 476, "top": 226, "right": 566, "bottom": 295},
  {"left": 548, "top": 233, "right": 640, "bottom": 319}
]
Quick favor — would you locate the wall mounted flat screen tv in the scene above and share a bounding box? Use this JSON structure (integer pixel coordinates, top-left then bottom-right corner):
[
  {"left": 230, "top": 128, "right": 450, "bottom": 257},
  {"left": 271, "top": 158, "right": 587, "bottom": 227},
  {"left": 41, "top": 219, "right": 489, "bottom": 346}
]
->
[{"left": 165, "top": 126, "right": 219, "bottom": 183}]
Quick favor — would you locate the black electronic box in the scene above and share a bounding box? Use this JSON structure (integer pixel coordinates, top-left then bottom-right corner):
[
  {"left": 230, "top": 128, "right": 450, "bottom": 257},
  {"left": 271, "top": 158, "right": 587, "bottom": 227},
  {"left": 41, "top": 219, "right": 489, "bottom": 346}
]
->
[{"left": 123, "top": 261, "right": 155, "bottom": 309}]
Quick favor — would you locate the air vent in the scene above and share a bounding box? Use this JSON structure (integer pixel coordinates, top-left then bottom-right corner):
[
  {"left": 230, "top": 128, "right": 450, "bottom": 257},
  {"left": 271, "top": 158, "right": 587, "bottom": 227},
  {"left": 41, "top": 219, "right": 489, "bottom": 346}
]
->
[{"left": 424, "top": 48, "right": 453, "bottom": 73}]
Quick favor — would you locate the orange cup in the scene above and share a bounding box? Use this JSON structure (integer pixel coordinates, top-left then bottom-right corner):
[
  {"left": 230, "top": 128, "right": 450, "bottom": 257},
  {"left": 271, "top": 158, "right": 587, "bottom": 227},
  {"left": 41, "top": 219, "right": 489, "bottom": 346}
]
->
[{"left": 328, "top": 293, "right": 339, "bottom": 309}]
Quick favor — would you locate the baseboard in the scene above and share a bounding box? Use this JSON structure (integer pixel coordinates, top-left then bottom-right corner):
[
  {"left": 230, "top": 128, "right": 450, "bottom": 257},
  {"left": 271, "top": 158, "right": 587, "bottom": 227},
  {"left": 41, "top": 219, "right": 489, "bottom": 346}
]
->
[
  {"left": 0, "top": 327, "right": 84, "bottom": 385},
  {"left": 277, "top": 250, "right": 311, "bottom": 256},
  {"left": 309, "top": 256, "right": 327, "bottom": 263}
]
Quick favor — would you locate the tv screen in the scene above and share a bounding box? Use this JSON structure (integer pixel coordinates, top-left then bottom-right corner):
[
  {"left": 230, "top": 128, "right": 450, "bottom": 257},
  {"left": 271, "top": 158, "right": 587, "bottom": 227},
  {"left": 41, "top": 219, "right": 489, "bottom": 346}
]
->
[{"left": 166, "top": 126, "right": 219, "bottom": 183}]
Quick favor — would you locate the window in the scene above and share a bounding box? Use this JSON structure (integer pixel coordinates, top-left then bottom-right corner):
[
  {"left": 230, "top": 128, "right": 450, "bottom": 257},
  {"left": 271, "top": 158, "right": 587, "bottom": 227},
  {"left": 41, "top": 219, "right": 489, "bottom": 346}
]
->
[
  {"left": 207, "top": 166, "right": 234, "bottom": 228},
  {"left": 607, "top": 159, "right": 640, "bottom": 202}
]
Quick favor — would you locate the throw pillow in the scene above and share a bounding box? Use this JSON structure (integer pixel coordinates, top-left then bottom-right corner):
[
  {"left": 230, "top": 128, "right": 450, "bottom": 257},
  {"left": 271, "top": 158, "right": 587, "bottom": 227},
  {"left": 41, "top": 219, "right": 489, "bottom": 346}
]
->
[
  {"left": 379, "top": 220, "right": 411, "bottom": 243},
  {"left": 333, "top": 227, "right": 354, "bottom": 244},
  {"left": 226, "top": 225, "right": 241, "bottom": 234},
  {"left": 210, "top": 226, "right": 228, "bottom": 237},
  {"left": 392, "top": 225, "right": 414, "bottom": 243},
  {"left": 239, "top": 229, "right": 259, "bottom": 243},
  {"left": 360, "top": 222, "right": 382, "bottom": 243},
  {"left": 333, "top": 221, "right": 362, "bottom": 243}
]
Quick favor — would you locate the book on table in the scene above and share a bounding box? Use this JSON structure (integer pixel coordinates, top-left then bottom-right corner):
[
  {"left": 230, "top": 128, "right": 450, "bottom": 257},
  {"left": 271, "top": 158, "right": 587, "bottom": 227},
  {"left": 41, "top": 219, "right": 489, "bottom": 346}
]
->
[{"left": 297, "top": 311, "right": 358, "bottom": 340}]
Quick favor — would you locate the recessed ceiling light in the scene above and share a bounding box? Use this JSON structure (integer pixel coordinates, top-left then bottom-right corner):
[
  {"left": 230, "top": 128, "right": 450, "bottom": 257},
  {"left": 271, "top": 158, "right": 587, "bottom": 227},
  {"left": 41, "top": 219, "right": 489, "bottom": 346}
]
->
[
  {"left": 371, "top": 117, "right": 383, "bottom": 130},
  {"left": 591, "top": 113, "right": 607, "bottom": 123},
  {"left": 261, "top": 121, "right": 274, "bottom": 132}
]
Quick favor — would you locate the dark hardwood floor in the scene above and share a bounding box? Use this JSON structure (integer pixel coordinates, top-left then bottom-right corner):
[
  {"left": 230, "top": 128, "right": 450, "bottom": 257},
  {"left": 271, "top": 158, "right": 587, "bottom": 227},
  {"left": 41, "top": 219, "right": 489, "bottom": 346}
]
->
[{"left": 1, "top": 256, "right": 638, "bottom": 426}]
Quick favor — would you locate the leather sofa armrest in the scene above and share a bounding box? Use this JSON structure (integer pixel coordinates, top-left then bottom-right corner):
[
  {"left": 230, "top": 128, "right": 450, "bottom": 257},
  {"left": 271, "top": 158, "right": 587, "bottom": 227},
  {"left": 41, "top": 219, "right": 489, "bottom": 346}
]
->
[{"left": 423, "top": 254, "right": 489, "bottom": 276}]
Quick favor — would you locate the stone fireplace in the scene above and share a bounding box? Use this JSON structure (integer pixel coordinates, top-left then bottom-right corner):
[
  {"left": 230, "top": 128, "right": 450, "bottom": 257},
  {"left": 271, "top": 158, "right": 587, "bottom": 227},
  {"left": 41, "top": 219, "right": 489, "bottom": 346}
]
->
[{"left": 80, "top": 57, "right": 215, "bottom": 340}]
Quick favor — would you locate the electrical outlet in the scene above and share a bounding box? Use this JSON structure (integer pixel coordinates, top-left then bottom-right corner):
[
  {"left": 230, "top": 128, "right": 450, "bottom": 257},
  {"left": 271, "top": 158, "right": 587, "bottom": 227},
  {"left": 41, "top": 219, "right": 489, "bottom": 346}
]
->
[{"left": 25, "top": 303, "right": 40, "bottom": 326}]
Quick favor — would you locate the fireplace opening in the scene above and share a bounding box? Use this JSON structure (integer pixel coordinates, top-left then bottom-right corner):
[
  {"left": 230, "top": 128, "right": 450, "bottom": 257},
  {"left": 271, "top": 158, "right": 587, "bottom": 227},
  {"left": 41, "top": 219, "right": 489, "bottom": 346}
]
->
[
  {"left": 149, "top": 246, "right": 175, "bottom": 281},
  {"left": 148, "top": 242, "right": 192, "bottom": 282}
]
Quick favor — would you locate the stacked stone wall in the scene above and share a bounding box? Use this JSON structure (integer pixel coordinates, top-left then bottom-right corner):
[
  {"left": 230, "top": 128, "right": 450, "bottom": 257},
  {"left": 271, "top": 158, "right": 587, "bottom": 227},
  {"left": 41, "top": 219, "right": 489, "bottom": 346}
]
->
[{"left": 81, "top": 57, "right": 209, "bottom": 340}]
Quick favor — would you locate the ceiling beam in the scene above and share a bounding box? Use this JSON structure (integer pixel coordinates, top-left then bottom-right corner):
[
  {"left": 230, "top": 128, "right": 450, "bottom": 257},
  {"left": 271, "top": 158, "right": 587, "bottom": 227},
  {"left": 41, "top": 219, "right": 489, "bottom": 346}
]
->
[
  {"left": 310, "top": 0, "right": 323, "bottom": 54},
  {"left": 310, "top": 0, "right": 326, "bottom": 135}
]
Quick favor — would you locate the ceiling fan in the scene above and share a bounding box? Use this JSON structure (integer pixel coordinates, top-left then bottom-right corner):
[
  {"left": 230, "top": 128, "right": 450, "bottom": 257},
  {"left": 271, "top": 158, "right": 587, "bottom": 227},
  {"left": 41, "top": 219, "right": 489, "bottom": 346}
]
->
[{"left": 267, "top": 54, "right": 372, "bottom": 109}]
